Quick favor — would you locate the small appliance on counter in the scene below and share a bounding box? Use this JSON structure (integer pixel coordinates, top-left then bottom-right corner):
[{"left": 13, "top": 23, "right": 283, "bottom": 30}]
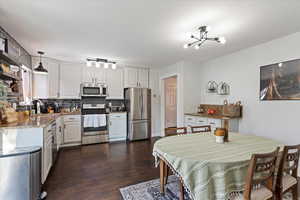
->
[{"left": 32, "top": 100, "right": 48, "bottom": 114}]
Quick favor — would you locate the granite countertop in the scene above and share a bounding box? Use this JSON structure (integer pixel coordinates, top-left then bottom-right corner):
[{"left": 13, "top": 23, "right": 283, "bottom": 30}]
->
[
  {"left": 184, "top": 113, "right": 236, "bottom": 119},
  {"left": 0, "top": 110, "right": 81, "bottom": 129}
]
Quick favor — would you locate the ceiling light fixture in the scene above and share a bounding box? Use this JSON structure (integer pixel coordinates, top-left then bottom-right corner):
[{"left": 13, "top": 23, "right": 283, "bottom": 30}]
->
[
  {"left": 183, "top": 26, "right": 226, "bottom": 49},
  {"left": 86, "top": 60, "right": 92, "bottom": 67},
  {"left": 104, "top": 62, "right": 109, "bottom": 69},
  {"left": 95, "top": 62, "right": 101, "bottom": 68},
  {"left": 86, "top": 58, "right": 117, "bottom": 69},
  {"left": 111, "top": 63, "right": 117, "bottom": 70},
  {"left": 34, "top": 51, "right": 48, "bottom": 74}
]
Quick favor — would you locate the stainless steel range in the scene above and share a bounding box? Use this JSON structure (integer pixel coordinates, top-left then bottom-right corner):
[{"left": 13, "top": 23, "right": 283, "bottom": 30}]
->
[{"left": 81, "top": 87, "right": 108, "bottom": 145}]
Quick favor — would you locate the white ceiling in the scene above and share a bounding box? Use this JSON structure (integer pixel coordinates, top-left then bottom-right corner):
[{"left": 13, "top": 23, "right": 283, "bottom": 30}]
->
[{"left": 1, "top": 0, "right": 300, "bottom": 68}]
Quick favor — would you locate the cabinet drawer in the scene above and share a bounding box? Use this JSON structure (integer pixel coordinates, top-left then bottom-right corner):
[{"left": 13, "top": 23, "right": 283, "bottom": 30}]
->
[
  {"left": 184, "top": 115, "right": 195, "bottom": 123},
  {"left": 109, "top": 113, "right": 126, "bottom": 119},
  {"left": 194, "top": 117, "right": 207, "bottom": 124},
  {"left": 207, "top": 118, "right": 222, "bottom": 127},
  {"left": 64, "top": 115, "right": 81, "bottom": 122}
]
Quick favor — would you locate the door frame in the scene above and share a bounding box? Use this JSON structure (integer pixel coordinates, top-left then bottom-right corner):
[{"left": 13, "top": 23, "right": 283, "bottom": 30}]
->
[{"left": 160, "top": 73, "right": 181, "bottom": 136}]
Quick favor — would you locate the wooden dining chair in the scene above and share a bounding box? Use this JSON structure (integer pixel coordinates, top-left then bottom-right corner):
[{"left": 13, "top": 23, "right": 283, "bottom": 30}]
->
[
  {"left": 164, "top": 127, "right": 188, "bottom": 137},
  {"left": 190, "top": 125, "right": 211, "bottom": 133},
  {"left": 233, "top": 148, "right": 279, "bottom": 200},
  {"left": 276, "top": 144, "right": 300, "bottom": 200}
]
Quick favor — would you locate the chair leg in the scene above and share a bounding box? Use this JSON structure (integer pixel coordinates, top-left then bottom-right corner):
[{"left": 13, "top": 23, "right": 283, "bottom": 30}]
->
[
  {"left": 292, "top": 183, "right": 298, "bottom": 200},
  {"left": 179, "top": 180, "right": 184, "bottom": 200},
  {"left": 165, "top": 165, "right": 169, "bottom": 185}
]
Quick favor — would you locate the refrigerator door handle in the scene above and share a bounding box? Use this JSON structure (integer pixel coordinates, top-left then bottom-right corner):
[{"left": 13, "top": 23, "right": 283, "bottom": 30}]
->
[{"left": 141, "top": 90, "right": 144, "bottom": 119}]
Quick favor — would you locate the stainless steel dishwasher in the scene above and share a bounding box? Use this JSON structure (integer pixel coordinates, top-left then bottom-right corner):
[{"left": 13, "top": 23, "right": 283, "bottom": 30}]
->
[{"left": 0, "top": 146, "right": 43, "bottom": 200}]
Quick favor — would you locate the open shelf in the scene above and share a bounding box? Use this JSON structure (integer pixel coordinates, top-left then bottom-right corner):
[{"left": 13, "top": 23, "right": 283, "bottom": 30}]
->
[
  {"left": 0, "top": 71, "right": 20, "bottom": 81},
  {"left": 0, "top": 50, "right": 20, "bottom": 67}
]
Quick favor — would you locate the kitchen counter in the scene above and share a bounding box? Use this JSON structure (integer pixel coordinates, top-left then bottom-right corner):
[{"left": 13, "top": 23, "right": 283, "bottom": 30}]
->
[
  {"left": 185, "top": 113, "right": 239, "bottom": 119},
  {"left": 0, "top": 110, "right": 81, "bottom": 129}
]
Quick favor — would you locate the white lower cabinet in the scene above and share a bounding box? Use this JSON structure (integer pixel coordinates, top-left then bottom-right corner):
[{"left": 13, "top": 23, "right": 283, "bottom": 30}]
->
[
  {"left": 42, "top": 125, "right": 53, "bottom": 183},
  {"left": 63, "top": 115, "right": 81, "bottom": 144},
  {"left": 56, "top": 117, "right": 63, "bottom": 149},
  {"left": 184, "top": 115, "right": 239, "bottom": 133},
  {"left": 108, "top": 113, "right": 127, "bottom": 141}
]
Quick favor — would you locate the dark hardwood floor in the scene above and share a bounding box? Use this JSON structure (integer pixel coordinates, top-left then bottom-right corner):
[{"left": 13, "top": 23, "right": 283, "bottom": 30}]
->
[{"left": 44, "top": 138, "right": 160, "bottom": 200}]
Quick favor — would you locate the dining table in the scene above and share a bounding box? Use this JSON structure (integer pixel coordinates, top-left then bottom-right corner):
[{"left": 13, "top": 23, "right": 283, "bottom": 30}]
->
[{"left": 152, "top": 132, "right": 283, "bottom": 200}]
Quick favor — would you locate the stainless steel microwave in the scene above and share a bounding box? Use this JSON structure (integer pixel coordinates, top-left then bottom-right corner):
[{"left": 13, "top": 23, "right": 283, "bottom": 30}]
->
[{"left": 80, "top": 82, "right": 107, "bottom": 97}]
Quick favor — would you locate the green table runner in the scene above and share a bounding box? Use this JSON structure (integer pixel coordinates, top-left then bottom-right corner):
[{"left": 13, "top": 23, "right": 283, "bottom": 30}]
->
[{"left": 153, "top": 132, "right": 282, "bottom": 200}]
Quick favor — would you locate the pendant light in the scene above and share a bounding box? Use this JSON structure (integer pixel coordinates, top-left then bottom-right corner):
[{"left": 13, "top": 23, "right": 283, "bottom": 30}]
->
[{"left": 34, "top": 51, "right": 48, "bottom": 74}]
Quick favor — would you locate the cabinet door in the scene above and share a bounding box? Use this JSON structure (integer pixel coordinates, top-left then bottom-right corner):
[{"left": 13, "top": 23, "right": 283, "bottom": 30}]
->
[
  {"left": 43, "top": 135, "right": 52, "bottom": 183},
  {"left": 109, "top": 114, "right": 127, "bottom": 140},
  {"left": 33, "top": 73, "right": 48, "bottom": 99},
  {"left": 138, "top": 68, "right": 149, "bottom": 88},
  {"left": 60, "top": 63, "right": 82, "bottom": 98},
  {"left": 32, "top": 57, "right": 48, "bottom": 99},
  {"left": 32, "top": 57, "right": 60, "bottom": 98},
  {"left": 82, "top": 66, "right": 106, "bottom": 83},
  {"left": 207, "top": 118, "right": 222, "bottom": 133},
  {"left": 95, "top": 67, "right": 107, "bottom": 83},
  {"left": 64, "top": 122, "right": 81, "bottom": 143},
  {"left": 106, "top": 68, "right": 124, "bottom": 99},
  {"left": 124, "top": 67, "right": 138, "bottom": 88},
  {"left": 47, "top": 61, "right": 60, "bottom": 98}
]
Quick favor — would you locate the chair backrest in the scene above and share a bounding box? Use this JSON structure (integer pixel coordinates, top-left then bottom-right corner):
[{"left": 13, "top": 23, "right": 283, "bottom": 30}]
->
[
  {"left": 243, "top": 148, "right": 279, "bottom": 200},
  {"left": 190, "top": 125, "right": 211, "bottom": 133},
  {"left": 165, "top": 127, "right": 187, "bottom": 137},
  {"left": 277, "top": 144, "right": 300, "bottom": 189}
]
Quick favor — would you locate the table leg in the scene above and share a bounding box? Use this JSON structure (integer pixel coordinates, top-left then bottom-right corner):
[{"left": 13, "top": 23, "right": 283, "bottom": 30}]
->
[{"left": 160, "top": 160, "right": 166, "bottom": 194}]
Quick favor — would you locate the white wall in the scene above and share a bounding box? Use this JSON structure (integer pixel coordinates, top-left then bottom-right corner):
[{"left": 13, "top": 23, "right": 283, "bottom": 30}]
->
[
  {"left": 197, "top": 31, "right": 300, "bottom": 145},
  {"left": 149, "top": 69, "right": 161, "bottom": 137},
  {"left": 153, "top": 61, "right": 201, "bottom": 136}
]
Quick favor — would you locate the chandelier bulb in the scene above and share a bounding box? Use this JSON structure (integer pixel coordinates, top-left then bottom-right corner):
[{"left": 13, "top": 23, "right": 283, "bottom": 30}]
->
[
  {"left": 183, "top": 44, "right": 189, "bottom": 49},
  {"left": 217, "top": 37, "right": 226, "bottom": 44}
]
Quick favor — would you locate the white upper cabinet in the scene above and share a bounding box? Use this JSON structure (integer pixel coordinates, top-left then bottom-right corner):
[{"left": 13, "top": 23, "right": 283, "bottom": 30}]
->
[
  {"left": 124, "top": 67, "right": 139, "bottom": 87},
  {"left": 124, "top": 67, "right": 149, "bottom": 88},
  {"left": 47, "top": 60, "right": 60, "bottom": 98},
  {"left": 106, "top": 67, "right": 124, "bottom": 99},
  {"left": 138, "top": 68, "right": 149, "bottom": 88},
  {"left": 60, "top": 63, "right": 82, "bottom": 98},
  {"left": 32, "top": 57, "right": 59, "bottom": 99},
  {"left": 82, "top": 66, "right": 106, "bottom": 83}
]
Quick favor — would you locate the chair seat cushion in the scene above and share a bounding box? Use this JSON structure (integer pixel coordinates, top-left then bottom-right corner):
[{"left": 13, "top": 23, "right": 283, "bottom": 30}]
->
[
  {"left": 230, "top": 186, "right": 273, "bottom": 200},
  {"left": 282, "top": 174, "right": 297, "bottom": 192}
]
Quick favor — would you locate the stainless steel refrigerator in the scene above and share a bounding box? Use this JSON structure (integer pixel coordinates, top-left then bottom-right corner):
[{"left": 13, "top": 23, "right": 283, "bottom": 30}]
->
[{"left": 124, "top": 88, "right": 151, "bottom": 141}]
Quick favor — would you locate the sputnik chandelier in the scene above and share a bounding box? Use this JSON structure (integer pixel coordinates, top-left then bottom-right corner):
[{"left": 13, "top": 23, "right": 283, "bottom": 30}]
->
[
  {"left": 86, "top": 58, "right": 117, "bottom": 69},
  {"left": 183, "top": 26, "right": 226, "bottom": 50}
]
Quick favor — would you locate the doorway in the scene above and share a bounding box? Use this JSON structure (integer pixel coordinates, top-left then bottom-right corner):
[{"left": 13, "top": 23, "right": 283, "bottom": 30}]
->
[{"left": 164, "top": 75, "right": 177, "bottom": 128}]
